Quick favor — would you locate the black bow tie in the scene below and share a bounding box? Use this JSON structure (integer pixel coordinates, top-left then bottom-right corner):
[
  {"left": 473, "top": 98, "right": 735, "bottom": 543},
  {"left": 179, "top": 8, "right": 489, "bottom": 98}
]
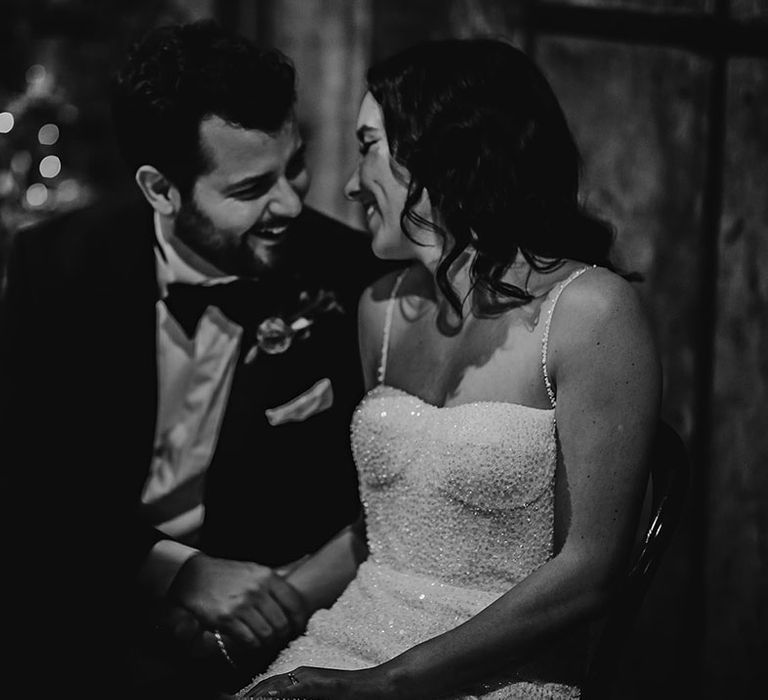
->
[{"left": 163, "top": 279, "right": 267, "bottom": 338}]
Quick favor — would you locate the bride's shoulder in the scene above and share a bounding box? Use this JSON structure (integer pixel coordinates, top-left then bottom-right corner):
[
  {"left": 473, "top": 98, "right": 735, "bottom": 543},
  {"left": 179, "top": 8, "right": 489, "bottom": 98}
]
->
[
  {"left": 550, "top": 264, "right": 644, "bottom": 325},
  {"left": 544, "top": 263, "right": 657, "bottom": 370}
]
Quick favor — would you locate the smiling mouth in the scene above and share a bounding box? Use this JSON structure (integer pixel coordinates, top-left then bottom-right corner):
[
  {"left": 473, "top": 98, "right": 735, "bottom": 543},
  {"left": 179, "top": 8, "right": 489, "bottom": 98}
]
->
[{"left": 251, "top": 226, "right": 289, "bottom": 243}]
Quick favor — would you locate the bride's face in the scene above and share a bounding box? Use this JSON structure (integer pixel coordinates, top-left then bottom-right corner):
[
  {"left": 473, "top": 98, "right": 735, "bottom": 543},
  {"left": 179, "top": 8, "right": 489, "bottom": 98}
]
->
[{"left": 344, "top": 92, "right": 441, "bottom": 264}]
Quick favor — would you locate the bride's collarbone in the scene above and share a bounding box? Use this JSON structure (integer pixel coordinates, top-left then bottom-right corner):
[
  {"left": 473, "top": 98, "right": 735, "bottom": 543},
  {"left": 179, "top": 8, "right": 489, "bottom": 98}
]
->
[{"left": 389, "top": 318, "right": 544, "bottom": 409}]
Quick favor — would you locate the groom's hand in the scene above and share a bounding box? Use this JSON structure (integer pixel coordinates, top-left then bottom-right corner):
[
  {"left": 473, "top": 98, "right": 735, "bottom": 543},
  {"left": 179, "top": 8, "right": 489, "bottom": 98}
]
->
[{"left": 168, "top": 553, "right": 308, "bottom": 653}]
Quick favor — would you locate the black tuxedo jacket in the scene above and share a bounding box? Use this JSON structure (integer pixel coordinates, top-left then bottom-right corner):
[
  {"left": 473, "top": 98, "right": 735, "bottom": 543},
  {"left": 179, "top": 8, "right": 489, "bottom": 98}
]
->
[{"left": 0, "top": 193, "right": 391, "bottom": 696}]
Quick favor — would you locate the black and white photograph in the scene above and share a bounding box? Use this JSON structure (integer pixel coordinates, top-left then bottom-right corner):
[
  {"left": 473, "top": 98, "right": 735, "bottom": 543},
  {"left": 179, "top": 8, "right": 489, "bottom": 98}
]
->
[{"left": 1, "top": 1, "right": 766, "bottom": 699}]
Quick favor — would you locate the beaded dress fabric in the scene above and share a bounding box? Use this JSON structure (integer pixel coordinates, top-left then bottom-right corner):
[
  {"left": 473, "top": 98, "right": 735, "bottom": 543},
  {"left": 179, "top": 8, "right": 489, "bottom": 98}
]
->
[{"left": 238, "top": 268, "right": 590, "bottom": 700}]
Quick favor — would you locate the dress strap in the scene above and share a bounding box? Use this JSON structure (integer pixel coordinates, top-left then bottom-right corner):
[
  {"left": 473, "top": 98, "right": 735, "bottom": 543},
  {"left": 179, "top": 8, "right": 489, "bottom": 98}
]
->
[
  {"left": 377, "top": 269, "right": 409, "bottom": 385},
  {"left": 541, "top": 265, "right": 594, "bottom": 409}
]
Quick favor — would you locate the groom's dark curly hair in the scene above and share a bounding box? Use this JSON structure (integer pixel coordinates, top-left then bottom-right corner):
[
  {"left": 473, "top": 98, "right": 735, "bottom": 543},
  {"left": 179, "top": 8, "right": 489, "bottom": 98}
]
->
[{"left": 111, "top": 19, "right": 296, "bottom": 197}]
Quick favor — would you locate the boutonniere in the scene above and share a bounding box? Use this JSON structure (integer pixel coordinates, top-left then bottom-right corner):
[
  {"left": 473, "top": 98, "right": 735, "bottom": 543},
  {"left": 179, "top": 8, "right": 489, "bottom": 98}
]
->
[{"left": 244, "top": 288, "right": 344, "bottom": 364}]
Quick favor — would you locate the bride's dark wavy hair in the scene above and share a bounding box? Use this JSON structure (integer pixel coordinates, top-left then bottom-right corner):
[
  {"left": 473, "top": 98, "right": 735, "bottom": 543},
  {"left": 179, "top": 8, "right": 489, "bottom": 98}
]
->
[{"left": 366, "top": 38, "right": 618, "bottom": 313}]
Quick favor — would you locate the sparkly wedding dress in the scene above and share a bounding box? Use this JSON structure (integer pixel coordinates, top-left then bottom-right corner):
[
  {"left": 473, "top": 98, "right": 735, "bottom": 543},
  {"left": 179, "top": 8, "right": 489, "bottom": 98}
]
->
[{"left": 238, "top": 268, "right": 591, "bottom": 699}]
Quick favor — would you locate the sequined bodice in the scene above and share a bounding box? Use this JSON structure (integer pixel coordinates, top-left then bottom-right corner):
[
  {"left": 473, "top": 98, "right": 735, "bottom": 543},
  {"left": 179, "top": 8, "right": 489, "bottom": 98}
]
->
[{"left": 352, "top": 384, "right": 557, "bottom": 593}]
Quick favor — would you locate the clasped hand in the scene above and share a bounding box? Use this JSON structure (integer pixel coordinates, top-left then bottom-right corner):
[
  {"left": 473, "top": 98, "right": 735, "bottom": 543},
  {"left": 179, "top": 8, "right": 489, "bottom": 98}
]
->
[{"left": 165, "top": 553, "right": 308, "bottom": 662}]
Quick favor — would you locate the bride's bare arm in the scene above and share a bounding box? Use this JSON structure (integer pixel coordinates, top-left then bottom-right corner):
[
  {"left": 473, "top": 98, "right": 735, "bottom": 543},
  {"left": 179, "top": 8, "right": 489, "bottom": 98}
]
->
[{"left": 283, "top": 513, "right": 368, "bottom": 615}]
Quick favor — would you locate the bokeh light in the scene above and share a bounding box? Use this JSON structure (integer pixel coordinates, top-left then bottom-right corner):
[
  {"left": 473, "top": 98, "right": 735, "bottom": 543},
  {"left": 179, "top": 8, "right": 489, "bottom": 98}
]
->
[
  {"left": 40, "top": 155, "right": 62, "bottom": 178},
  {"left": 0, "top": 112, "right": 14, "bottom": 133},
  {"left": 25, "top": 64, "right": 46, "bottom": 84},
  {"left": 57, "top": 179, "right": 81, "bottom": 204},
  {"left": 0, "top": 171, "right": 15, "bottom": 196},
  {"left": 10, "top": 151, "right": 32, "bottom": 175},
  {"left": 26, "top": 183, "right": 49, "bottom": 207},
  {"left": 38, "top": 123, "right": 60, "bottom": 145},
  {"left": 26, "top": 64, "right": 53, "bottom": 97},
  {"left": 59, "top": 104, "right": 79, "bottom": 122}
]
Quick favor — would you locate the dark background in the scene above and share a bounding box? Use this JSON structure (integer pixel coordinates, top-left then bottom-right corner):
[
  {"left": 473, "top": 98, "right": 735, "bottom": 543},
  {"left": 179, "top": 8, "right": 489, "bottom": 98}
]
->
[{"left": 1, "top": 1, "right": 766, "bottom": 696}]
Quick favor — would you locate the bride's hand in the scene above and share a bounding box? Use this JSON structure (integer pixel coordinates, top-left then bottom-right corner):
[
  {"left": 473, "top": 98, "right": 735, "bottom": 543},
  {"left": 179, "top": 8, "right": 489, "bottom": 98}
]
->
[{"left": 242, "top": 665, "right": 399, "bottom": 699}]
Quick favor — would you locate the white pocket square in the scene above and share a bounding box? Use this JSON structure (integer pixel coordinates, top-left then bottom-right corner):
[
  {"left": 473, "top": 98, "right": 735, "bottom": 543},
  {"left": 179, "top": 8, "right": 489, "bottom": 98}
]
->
[{"left": 265, "top": 377, "right": 334, "bottom": 426}]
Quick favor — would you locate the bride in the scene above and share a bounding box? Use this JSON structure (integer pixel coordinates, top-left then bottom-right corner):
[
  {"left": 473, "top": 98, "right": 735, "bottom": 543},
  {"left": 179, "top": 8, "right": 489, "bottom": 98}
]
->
[{"left": 237, "top": 38, "right": 660, "bottom": 699}]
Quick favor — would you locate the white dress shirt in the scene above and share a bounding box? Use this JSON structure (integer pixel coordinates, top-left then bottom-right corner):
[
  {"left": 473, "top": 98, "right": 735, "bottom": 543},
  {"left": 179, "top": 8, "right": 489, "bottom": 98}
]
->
[{"left": 137, "top": 213, "right": 243, "bottom": 597}]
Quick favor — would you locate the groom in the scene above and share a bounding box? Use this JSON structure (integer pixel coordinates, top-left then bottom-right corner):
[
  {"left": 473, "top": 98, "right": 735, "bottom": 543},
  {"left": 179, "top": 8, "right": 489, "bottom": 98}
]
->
[{"left": 0, "top": 20, "right": 385, "bottom": 700}]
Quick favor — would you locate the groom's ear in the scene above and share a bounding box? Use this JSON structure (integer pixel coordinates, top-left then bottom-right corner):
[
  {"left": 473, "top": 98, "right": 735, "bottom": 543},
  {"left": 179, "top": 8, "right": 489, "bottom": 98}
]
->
[{"left": 135, "top": 166, "right": 182, "bottom": 216}]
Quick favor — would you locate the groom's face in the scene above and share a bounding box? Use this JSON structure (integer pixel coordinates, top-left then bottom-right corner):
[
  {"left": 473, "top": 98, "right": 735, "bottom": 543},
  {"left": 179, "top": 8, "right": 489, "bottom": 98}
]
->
[{"left": 174, "top": 114, "right": 309, "bottom": 278}]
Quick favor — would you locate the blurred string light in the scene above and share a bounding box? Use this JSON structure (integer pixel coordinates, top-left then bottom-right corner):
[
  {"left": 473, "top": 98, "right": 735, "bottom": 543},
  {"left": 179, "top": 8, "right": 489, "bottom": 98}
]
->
[
  {"left": 25, "top": 64, "right": 53, "bottom": 97},
  {"left": 0, "top": 171, "right": 15, "bottom": 196},
  {"left": 10, "top": 151, "right": 32, "bottom": 175},
  {"left": 59, "top": 104, "right": 78, "bottom": 122},
  {"left": 38, "top": 123, "right": 59, "bottom": 145},
  {"left": 57, "top": 179, "right": 80, "bottom": 203},
  {"left": 0, "top": 112, "right": 14, "bottom": 133},
  {"left": 2, "top": 59, "right": 95, "bottom": 230},
  {"left": 26, "top": 64, "right": 46, "bottom": 84},
  {"left": 26, "top": 183, "right": 48, "bottom": 207},
  {"left": 40, "top": 155, "right": 61, "bottom": 178}
]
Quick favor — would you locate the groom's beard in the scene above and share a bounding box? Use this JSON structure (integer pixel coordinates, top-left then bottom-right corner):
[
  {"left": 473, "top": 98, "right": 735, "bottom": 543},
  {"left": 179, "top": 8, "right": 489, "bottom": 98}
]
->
[{"left": 174, "top": 197, "right": 292, "bottom": 280}]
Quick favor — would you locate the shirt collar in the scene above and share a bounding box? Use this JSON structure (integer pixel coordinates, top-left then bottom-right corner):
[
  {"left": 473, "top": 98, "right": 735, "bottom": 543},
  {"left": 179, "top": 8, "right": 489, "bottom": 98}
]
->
[{"left": 154, "top": 212, "right": 237, "bottom": 299}]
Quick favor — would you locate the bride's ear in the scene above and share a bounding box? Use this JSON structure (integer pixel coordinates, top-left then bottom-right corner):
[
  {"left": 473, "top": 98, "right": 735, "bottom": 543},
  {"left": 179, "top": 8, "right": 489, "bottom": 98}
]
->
[{"left": 135, "top": 165, "right": 181, "bottom": 216}]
